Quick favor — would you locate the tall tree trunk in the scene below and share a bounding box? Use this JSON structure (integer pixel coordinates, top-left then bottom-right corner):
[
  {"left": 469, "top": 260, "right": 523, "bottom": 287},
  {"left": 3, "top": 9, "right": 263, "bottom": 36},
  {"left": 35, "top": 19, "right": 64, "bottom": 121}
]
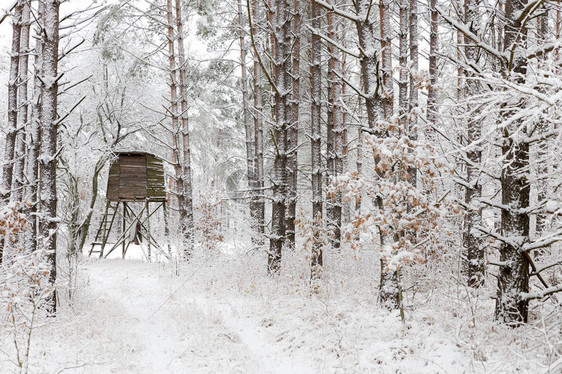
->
[
  {"left": 175, "top": 0, "right": 195, "bottom": 256},
  {"left": 237, "top": 0, "right": 257, "bottom": 241},
  {"left": 535, "top": 7, "right": 549, "bottom": 237},
  {"left": 268, "top": 0, "right": 291, "bottom": 273},
  {"left": 378, "top": 0, "right": 400, "bottom": 310},
  {"left": 355, "top": 125, "right": 363, "bottom": 215},
  {"left": 353, "top": 0, "right": 381, "bottom": 130},
  {"left": 2, "top": 1, "right": 22, "bottom": 204},
  {"left": 352, "top": 0, "right": 380, "bottom": 252},
  {"left": 250, "top": 0, "right": 265, "bottom": 241},
  {"left": 408, "top": 0, "right": 419, "bottom": 189},
  {"left": 409, "top": 0, "right": 418, "bottom": 117},
  {"left": 326, "top": 7, "right": 342, "bottom": 249},
  {"left": 285, "top": 0, "right": 300, "bottom": 248},
  {"left": 463, "top": 0, "right": 485, "bottom": 288},
  {"left": 427, "top": 0, "right": 438, "bottom": 142},
  {"left": 310, "top": 0, "right": 323, "bottom": 279},
  {"left": 39, "top": 0, "right": 61, "bottom": 313},
  {"left": 166, "top": 0, "right": 187, "bottom": 257},
  {"left": 495, "top": 0, "right": 530, "bottom": 325},
  {"left": 339, "top": 24, "right": 349, "bottom": 225},
  {"left": 398, "top": 0, "right": 408, "bottom": 120},
  {"left": 12, "top": 2, "right": 30, "bottom": 203},
  {"left": 25, "top": 1, "right": 44, "bottom": 254}
]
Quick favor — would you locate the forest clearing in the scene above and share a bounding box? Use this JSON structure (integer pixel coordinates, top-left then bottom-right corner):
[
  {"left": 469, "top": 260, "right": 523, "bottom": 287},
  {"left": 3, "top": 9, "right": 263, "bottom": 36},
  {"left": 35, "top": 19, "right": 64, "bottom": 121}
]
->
[{"left": 1, "top": 0, "right": 561, "bottom": 372}]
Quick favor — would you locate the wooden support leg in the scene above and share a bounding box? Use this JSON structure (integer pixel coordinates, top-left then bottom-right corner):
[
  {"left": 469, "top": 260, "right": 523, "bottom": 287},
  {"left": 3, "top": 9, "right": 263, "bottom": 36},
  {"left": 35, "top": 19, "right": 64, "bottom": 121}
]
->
[
  {"left": 146, "top": 201, "right": 152, "bottom": 262},
  {"left": 122, "top": 202, "right": 127, "bottom": 259},
  {"left": 163, "top": 202, "right": 172, "bottom": 258}
]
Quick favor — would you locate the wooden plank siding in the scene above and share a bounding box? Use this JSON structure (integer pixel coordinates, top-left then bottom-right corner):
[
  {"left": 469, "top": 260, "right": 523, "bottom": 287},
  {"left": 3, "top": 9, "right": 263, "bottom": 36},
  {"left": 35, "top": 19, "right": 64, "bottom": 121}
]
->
[{"left": 107, "top": 152, "right": 167, "bottom": 202}]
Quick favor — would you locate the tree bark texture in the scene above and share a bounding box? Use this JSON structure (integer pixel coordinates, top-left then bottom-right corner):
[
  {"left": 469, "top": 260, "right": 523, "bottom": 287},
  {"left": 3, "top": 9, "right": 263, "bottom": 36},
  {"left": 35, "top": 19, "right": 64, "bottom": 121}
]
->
[
  {"left": 268, "top": 0, "right": 291, "bottom": 273},
  {"left": 326, "top": 7, "right": 343, "bottom": 249},
  {"left": 39, "top": 0, "right": 61, "bottom": 313},
  {"left": 175, "top": 0, "right": 195, "bottom": 256},
  {"left": 495, "top": 0, "right": 531, "bottom": 325},
  {"left": 285, "top": 0, "right": 300, "bottom": 248},
  {"left": 426, "top": 0, "right": 438, "bottom": 141},
  {"left": 237, "top": 0, "right": 258, "bottom": 242},
  {"left": 250, "top": 0, "right": 265, "bottom": 241},
  {"left": 310, "top": 0, "right": 323, "bottom": 278},
  {"left": 12, "top": 2, "right": 30, "bottom": 203},
  {"left": 25, "top": 1, "right": 44, "bottom": 254},
  {"left": 377, "top": 0, "right": 400, "bottom": 309},
  {"left": 463, "top": 0, "right": 485, "bottom": 288},
  {"left": 2, "top": 1, "right": 22, "bottom": 203}
]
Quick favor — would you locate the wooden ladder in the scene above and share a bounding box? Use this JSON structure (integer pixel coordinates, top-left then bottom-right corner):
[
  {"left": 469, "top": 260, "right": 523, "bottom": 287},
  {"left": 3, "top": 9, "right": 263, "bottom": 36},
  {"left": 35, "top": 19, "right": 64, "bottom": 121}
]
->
[{"left": 89, "top": 201, "right": 120, "bottom": 258}]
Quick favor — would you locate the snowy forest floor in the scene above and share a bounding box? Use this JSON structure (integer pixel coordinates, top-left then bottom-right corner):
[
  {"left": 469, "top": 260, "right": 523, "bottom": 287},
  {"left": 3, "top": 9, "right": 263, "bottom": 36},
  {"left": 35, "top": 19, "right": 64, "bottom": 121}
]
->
[{"left": 1, "top": 245, "right": 561, "bottom": 373}]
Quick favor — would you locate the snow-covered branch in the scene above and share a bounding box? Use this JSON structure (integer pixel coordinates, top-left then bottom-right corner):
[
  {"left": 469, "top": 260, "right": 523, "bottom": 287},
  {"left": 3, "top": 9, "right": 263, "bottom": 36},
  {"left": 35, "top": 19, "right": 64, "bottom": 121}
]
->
[
  {"left": 314, "top": 0, "right": 360, "bottom": 22},
  {"left": 305, "top": 24, "right": 360, "bottom": 59},
  {"left": 521, "top": 284, "right": 562, "bottom": 301},
  {"left": 523, "top": 227, "right": 562, "bottom": 252},
  {"left": 436, "top": 7, "right": 507, "bottom": 63}
]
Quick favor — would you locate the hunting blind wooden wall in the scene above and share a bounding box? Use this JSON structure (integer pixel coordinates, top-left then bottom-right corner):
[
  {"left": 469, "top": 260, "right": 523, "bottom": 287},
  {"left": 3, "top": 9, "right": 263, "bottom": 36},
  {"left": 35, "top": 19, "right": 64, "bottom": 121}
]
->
[{"left": 107, "top": 152, "right": 166, "bottom": 202}]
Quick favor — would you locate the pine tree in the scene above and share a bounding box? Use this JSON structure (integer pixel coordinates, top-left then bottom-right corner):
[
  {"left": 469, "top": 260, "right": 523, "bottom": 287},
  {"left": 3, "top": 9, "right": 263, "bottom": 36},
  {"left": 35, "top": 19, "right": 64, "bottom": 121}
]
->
[
  {"left": 1, "top": 1, "right": 22, "bottom": 204},
  {"left": 310, "top": 0, "right": 323, "bottom": 279},
  {"left": 38, "top": 0, "right": 61, "bottom": 313}
]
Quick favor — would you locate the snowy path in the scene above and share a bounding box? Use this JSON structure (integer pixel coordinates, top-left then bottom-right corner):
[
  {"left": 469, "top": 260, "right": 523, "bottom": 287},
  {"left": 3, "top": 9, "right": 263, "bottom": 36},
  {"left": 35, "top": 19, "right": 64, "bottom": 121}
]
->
[
  {"left": 84, "top": 259, "right": 315, "bottom": 373},
  {"left": 3, "top": 256, "right": 546, "bottom": 373}
]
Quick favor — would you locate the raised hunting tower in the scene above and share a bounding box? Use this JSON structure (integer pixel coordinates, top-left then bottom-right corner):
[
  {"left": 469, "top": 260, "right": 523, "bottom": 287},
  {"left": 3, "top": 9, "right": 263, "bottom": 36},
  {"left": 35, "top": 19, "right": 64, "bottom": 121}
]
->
[{"left": 89, "top": 152, "right": 170, "bottom": 260}]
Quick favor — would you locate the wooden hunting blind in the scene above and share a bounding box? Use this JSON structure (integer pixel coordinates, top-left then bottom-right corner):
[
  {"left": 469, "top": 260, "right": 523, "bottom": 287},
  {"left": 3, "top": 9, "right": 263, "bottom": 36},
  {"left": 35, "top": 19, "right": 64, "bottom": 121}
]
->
[
  {"left": 107, "top": 152, "right": 167, "bottom": 202},
  {"left": 90, "top": 152, "right": 170, "bottom": 260}
]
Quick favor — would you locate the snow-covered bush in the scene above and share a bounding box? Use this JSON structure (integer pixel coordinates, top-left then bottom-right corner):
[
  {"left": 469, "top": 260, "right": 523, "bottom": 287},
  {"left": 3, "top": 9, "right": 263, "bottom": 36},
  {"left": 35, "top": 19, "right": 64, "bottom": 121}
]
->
[
  {"left": 0, "top": 203, "right": 53, "bottom": 373},
  {"left": 336, "top": 130, "right": 461, "bottom": 273}
]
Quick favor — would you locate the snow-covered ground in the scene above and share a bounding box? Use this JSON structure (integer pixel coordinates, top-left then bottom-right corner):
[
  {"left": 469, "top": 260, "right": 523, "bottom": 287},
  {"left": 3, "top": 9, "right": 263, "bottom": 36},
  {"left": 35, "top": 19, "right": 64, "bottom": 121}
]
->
[{"left": 1, "top": 245, "right": 560, "bottom": 373}]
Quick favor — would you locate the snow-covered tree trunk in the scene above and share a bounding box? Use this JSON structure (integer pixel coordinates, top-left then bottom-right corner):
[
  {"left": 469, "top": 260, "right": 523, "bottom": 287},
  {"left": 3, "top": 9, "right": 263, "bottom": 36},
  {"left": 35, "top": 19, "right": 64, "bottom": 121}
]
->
[
  {"left": 25, "top": 1, "right": 44, "bottom": 254},
  {"left": 377, "top": 0, "right": 400, "bottom": 310},
  {"left": 310, "top": 0, "right": 323, "bottom": 278},
  {"left": 268, "top": 0, "right": 291, "bottom": 273},
  {"left": 2, "top": 1, "right": 22, "bottom": 203},
  {"left": 535, "top": 7, "right": 549, "bottom": 237},
  {"left": 175, "top": 0, "right": 195, "bottom": 255},
  {"left": 398, "top": 0, "right": 408, "bottom": 120},
  {"left": 408, "top": 0, "right": 418, "bottom": 189},
  {"left": 250, "top": 0, "right": 265, "bottom": 241},
  {"left": 166, "top": 0, "right": 189, "bottom": 258},
  {"left": 12, "top": 1, "right": 30, "bottom": 203},
  {"left": 495, "top": 0, "right": 530, "bottom": 325},
  {"left": 285, "top": 0, "right": 300, "bottom": 248},
  {"left": 38, "top": 0, "right": 60, "bottom": 313},
  {"left": 463, "top": 0, "right": 485, "bottom": 288},
  {"left": 426, "top": 0, "right": 438, "bottom": 141},
  {"left": 353, "top": 0, "right": 381, "bottom": 130},
  {"left": 237, "top": 0, "right": 258, "bottom": 242},
  {"left": 355, "top": 125, "right": 363, "bottom": 214},
  {"left": 326, "top": 7, "right": 343, "bottom": 249},
  {"left": 409, "top": 0, "right": 418, "bottom": 119}
]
